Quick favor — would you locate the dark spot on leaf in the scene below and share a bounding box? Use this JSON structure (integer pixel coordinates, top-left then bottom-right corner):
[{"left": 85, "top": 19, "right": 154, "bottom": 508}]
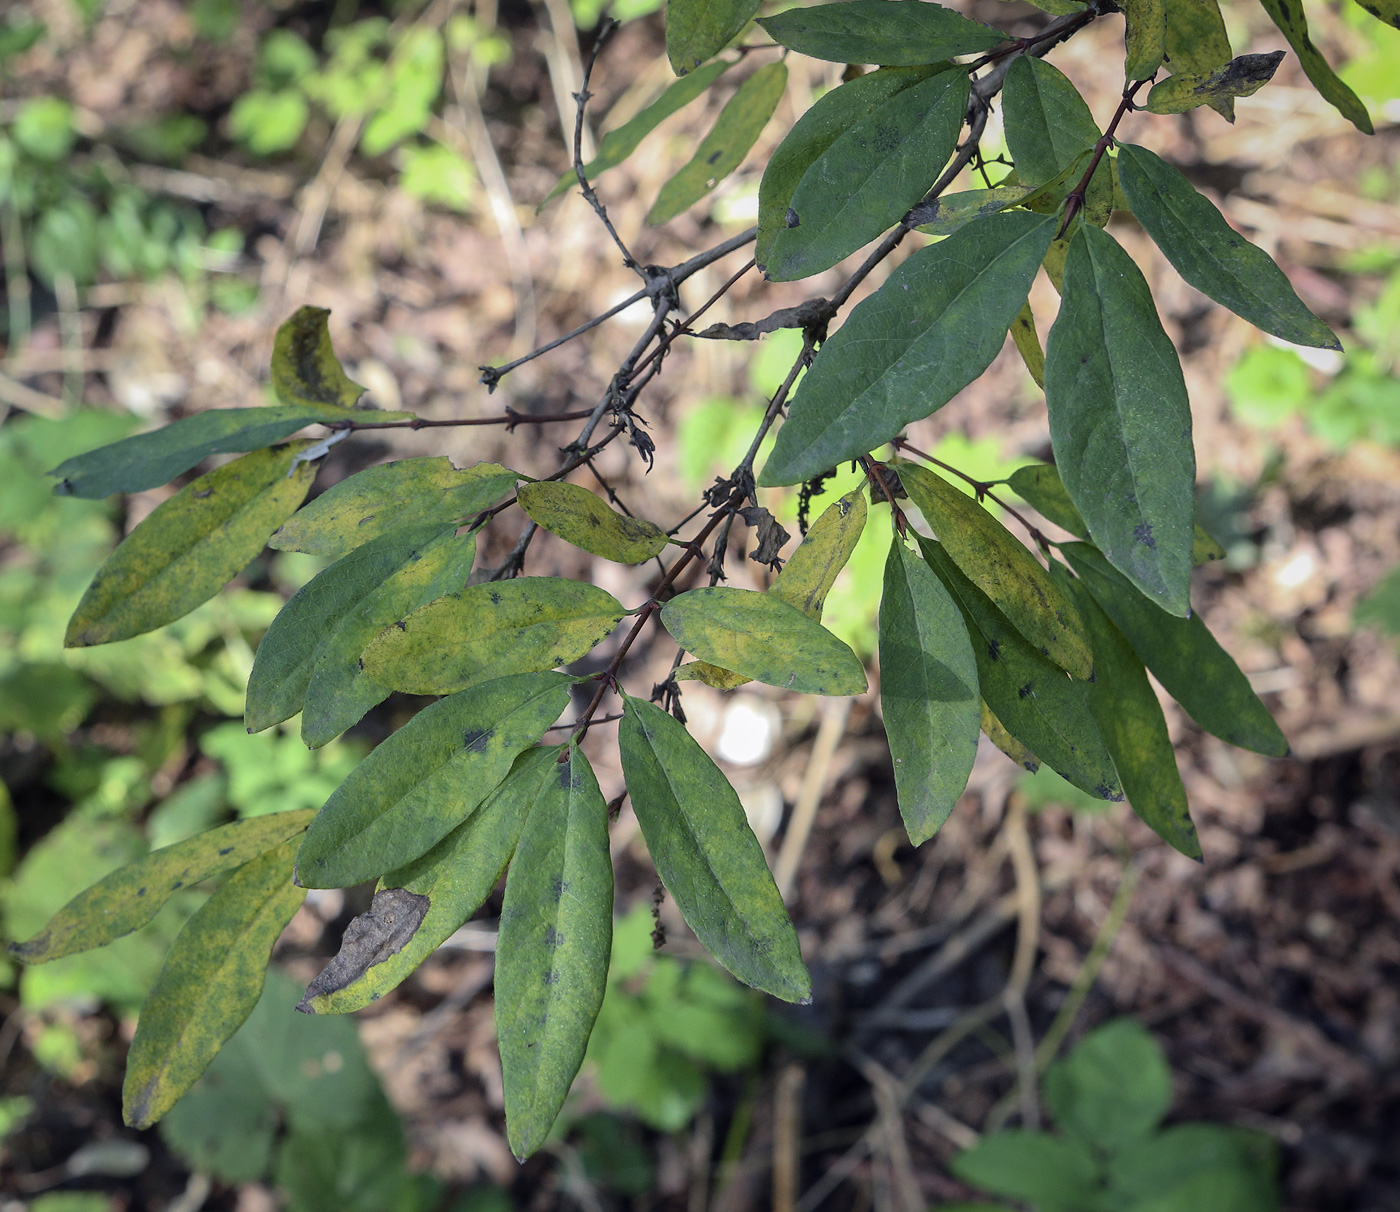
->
[
  {"left": 489, "top": 592, "right": 502, "bottom": 605},
  {"left": 551, "top": 877, "right": 567, "bottom": 901},
  {"left": 785, "top": 207, "right": 800, "bottom": 228},
  {"left": 394, "top": 620, "right": 407, "bottom": 631},
  {"left": 358, "top": 513, "right": 377, "bottom": 527},
  {"left": 137, "top": 887, "right": 147, "bottom": 897},
  {"left": 463, "top": 728, "right": 493, "bottom": 753},
  {"left": 543, "top": 925, "right": 563, "bottom": 948},
  {"left": 218, "top": 847, "right": 234, "bottom": 856},
  {"left": 707, "top": 149, "right": 724, "bottom": 165},
  {"left": 171, "top": 881, "right": 183, "bottom": 890},
  {"left": 1096, "top": 783, "right": 1125, "bottom": 802},
  {"left": 987, "top": 640, "right": 1001, "bottom": 661},
  {"left": 1018, "top": 684, "right": 1034, "bottom": 699},
  {"left": 543, "top": 968, "right": 558, "bottom": 985},
  {"left": 193, "top": 488, "right": 213, "bottom": 499},
  {"left": 1133, "top": 522, "right": 1156, "bottom": 548}
]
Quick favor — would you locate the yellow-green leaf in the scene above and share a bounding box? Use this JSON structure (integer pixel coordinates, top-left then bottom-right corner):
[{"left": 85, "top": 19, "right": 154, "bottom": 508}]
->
[
  {"left": 9, "top": 811, "right": 314, "bottom": 964},
  {"left": 1257, "top": 0, "right": 1373, "bottom": 133},
  {"left": 1164, "top": 0, "right": 1234, "bottom": 117},
  {"left": 1122, "top": 0, "right": 1166, "bottom": 81},
  {"left": 1353, "top": 0, "right": 1400, "bottom": 29},
  {"left": 898, "top": 462, "right": 1092, "bottom": 679},
  {"left": 1144, "top": 52, "right": 1285, "bottom": 117},
  {"left": 362, "top": 578, "right": 626, "bottom": 695},
  {"left": 673, "top": 661, "right": 751, "bottom": 689},
  {"left": 270, "top": 306, "right": 369, "bottom": 412},
  {"left": 300, "top": 747, "right": 555, "bottom": 1015},
  {"left": 517, "top": 481, "right": 668, "bottom": 565},
  {"left": 618, "top": 693, "right": 809, "bottom": 1002},
  {"left": 269, "top": 457, "right": 518, "bottom": 558},
  {"left": 294, "top": 673, "right": 573, "bottom": 888},
  {"left": 1011, "top": 300, "right": 1045, "bottom": 388},
  {"left": 661, "top": 587, "right": 867, "bottom": 696},
  {"left": 497, "top": 744, "right": 613, "bottom": 1160},
  {"left": 122, "top": 835, "right": 306, "bottom": 1129},
  {"left": 66, "top": 444, "right": 317, "bottom": 648},
  {"left": 1193, "top": 527, "right": 1226, "bottom": 564},
  {"left": 982, "top": 699, "right": 1038, "bottom": 772}
]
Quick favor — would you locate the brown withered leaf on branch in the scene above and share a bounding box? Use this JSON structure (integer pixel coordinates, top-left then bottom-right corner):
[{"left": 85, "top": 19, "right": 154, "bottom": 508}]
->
[
  {"left": 297, "top": 887, "right": 431, "bottom": 1011},
  {"left": 739, "top": 506, "right": 791, "bottom": 569},
  {"left": 696, "top": 298, "right": 830, "bottom": 342}
]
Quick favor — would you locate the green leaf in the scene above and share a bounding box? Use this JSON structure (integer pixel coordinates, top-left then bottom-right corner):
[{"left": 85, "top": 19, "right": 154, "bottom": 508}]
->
[
  {"left": 301, "top": 531, "right": 478, "bottom": 749},
  {"left": 1044, "top": 1018, "right": 1172, "bottom": 1150},
  {"left": 878, "top": 537, "right": 980, "bottom": 843},
  {"left": 981, "top": 698, "right": 1038, "bottom": 772},
  {"left": 666, "top": 0, "right": 758, "bottom": 74},
  {"left": 122, "top": 836, "right": 306, "bottom": 1129},
  {"left": 618, "top": 693, "right": 810, "bottom": 1002},
  {"left": 1009, "top": 300, "right": 1045, "bottom": 388},
  {"left": 950, "top": 1131, "right": 1101, "bottom": 1212},
  {"left": 648, "top": 61, "right": 787, "bottom": 225},
  {"left": 1258, "top": 0, "right": 1373, "bottom": 133},
  {"left": 1059, "top": 543, "right": 1288, "bottom": 757},
  {"left": 761, "top": 68, "right": 970, "bottom": 282},
  {"left": 269, "top": 457, "right": 518, "bottom": 558},
  {"left": 299, "top": 747, "right": 555, "bottom": 1014},
  {"left": 1109, "top": 1124, "right": 1277, "bottom": 1208},
  {"left": 497, "top": 744, "right": 613, "bottom": 1160},
  {"left": 914, "top": 185, "right": 1035, "bottom": 238},
  {"left": 917, "top": 536, "right": 1122, "bottom": 800},
  {"left": 48, "top": 406, "right": 357, "bottom": 500},
  {"left": 1044, "top": 224, "right": 1195, "bottom": 616},
  {"left": 65, "top": 444, "right": 318, "bottom": 648},
  {"left": 9, "top": 811, "right": 314, "bottom": 964},
  {"left": 1007, "top": 463, "right": 1224, "bottom": 565},
  {"left": 517, "top": 481, "right": 669, "bottom": 564},
  {"left": 294, "top": 673, "right": 574, "bottom": 888},
  {"left": 270, "top": 306, "right": 370, "bottom": 412},
  {"left": 246, "top": 524, "right": 455, "bottom": 733},
  {"left": 661, "top": 587, "right": 866, "bottom": 695},
  {"left": 544, "top": 58, "right": 732, "bottom": 204},
  {"left": 361, "top": 578, "right": 626, "bottom": 695},
  {"left": 897, "top": 462, "right": 1092, "bottom": 679},
  {"left": 757, "top": 66, "right": 939, "bottom": 273},
  {"left": 1144, "top": 51, "right": 1284, "bottom": 117},
  {"left": 1049, "top": 563, "right": 1200, "bottom": 858},
  {"left": 1353, "top": 0, "right": 1400, "bottom": 29},
  {"left": 755, "top": 1, "right": 1003, "bottom": 66},
  {"left": 1123, "top": 1166, "right": 1279, "bottom": 1212},
  {"left": 1122, "top": 0, "right": 1166, "bottom": 81},
  {"left": 1165, "top": 0, "right": 1235, "bottom": 117},
  {"left": 1116, "top": 144, "right": 1340, "bottom": 349},
  {"left": 759, "top": 211, "right": 1057, "bottom": 486}
]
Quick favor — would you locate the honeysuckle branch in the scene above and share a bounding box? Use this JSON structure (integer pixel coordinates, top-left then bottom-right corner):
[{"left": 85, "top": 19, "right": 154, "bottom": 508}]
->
[
  {"left": 329, "top": 406, "right": 598, "bottom": 431},
  {"left": 571, "top": 17, "right": 639, "bottom": 276},
  {"left": 1058, "top": 75, "right": 1152, "bottom": 237}
]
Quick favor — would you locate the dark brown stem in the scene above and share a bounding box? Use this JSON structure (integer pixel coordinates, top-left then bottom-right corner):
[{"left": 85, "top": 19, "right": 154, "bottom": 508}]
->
[
  {"left": 860, "top": 456, "right": 908, "bottom": 536},
  {"left": 1057, "top": 77, "right": 1151, "bottom": 238},
  {"left": 332, "top": 406, "right": 596, "bottom": 432},
  {"left": 572, "top": 18, "right": 639, "bottom": 274}
]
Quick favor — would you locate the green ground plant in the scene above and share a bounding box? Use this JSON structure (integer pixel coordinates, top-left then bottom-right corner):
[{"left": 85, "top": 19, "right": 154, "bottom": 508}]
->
[{"left": 8, "top": 0, "right": 1391, "bottom": 1164}]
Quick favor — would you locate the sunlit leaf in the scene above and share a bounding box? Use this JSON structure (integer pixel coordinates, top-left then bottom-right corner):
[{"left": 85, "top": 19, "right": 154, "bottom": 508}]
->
[
  {"left": 269, "top": 457, "right": 518, "bottom": 558},
  {"left": 66, "top": 444, "right": 317, "bottom": 647},
  {"left": 497, "top": 744, "right": 613, "bottom": 1159},
  {"left": 1044, "top": 225, "right": 1195, "bottom": 617},
  {"left": 618, "top": 693, "right": 810, "bottom": 1001},
  {"left": 648, "top": 61, "right": 787, "bottom": 225},
  {"left": 1059, "top": 543, "right": 1287, "bottom": 757},
  {"left": 517, "top": 481, "right": 668, "bottom": 564},
  {"left": 661, "top": 586, "right": 866, "bottom": 695},
  {"left": 10, "top": 811, "right": 314, "bottom": 964},
  {"left": 914, "top": 185, "right": 1034, "bottom": 238},
  {"left": 756, "top": 0, "right": 1003, "bottom": 65},
  {"left": 123, "top": 836, "right": 306, "bottom": 1129},
  {"left": 898, "top": 462, "right": 1092, "bottom": 678},
  {"left": 361, "top": 578, "right": 626, "bottom": 695},
  {"left": 666, "top": 0, "right": 758, "bottom": 74},
  {"left": 270, "top": 306, "right": 369, "bottom": 412},
  {"left": 878, "top": 537, "right": 980, "bottom": 843},
  {"left": 759, "top": 211, "right": 1056, "bottom": 486},
  {"left": 1352, "top": 0, "right": 1400, "bottom": 29},
  {"left": 294, "top": 673, "right": 573, "bottom": 888}
]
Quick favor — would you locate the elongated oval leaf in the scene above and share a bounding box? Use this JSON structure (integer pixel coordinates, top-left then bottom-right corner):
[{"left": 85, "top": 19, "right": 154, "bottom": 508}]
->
[
  {"left": 123, "top": 836, "right": 306, "bottom": 1129},
  {"left": 618, "top": 693, "right": 809, "bottom": 1001},
  {"left": 915, "top": 185, "right": 1035, "bottom": 237},
  {"left": 544, "top": 58, "right": 732, "bottom": 204},
  {"left": 49, "top": 406, "right": 356, "bottom": 501},
  {"left": 497, "top": 744, "right": 613, "bottom": 1160},
  {"left": 246, "top": 523, "right": 454, "bottom": 733},
  {"left": 897, "top": 462, "right": 1092, "bottom": 678},
  {"left": 1048, "top": 562, "right": 1200, "bottom": 858},
  {"left": 756, "top": 0, "right": 1003, "bottom": 65},
  {"left": 1166, "top": 0, "right": 1234, "bottom": 121},
  {"left": 1002, "top": 56, "right": 1100, "bottom": 186},
  {"left": 879, "top": 537, "right": 980, "bottom": 843},
  {"left": 299, "top": 747, "right": 556, "bottom": 1015},
  {"left": 1044, "top": 225, "right": 1195, "bottom": 617},
  {"left": 10, "top": 810, "right": 314, "bottom": 964},
  {"left": 1010, "top": 300, "right": 1046, "bottom": 388},
  {"left": 648, "top": 61, "right": 787, "bottom": 225},
  {"left": 667, "top": 0, "right": 759, "bottom": 74},
  {"left": 362, "top": 578, "right": 625, "bottom": 695},
  {"left": 661, "top": 586, "right": 866, "bottom": 695},
  {"left": 301, "top": 530, "right": 478, "bottom": 749},
  {"left": 66, "top": 443, "right": 317, "bottom": 648},
  {"left": 295, "top": 672, "right": 574, "bottom": 888},
  {"left": 918, "top": 535, "right": 1121, "bottom": 799},
  {"left": 759, "top": 211, "right": 1057, "bottom": 486},
  {"left": 764, "top": 69, "right": 970, "bottom": 282},
  {"left": 269, "top": 457, "right": 518, "bottom": 558},
  {"left": 517, "top": 481, "right": 668, "bottom": 564},
  {"left": 1117, "top": 144, "right": 1339, "bottom": 350},
  {"left": 757, "top": 66, "right": 938, "bottom": 272},
  {"left": 271, "top": 306, "right": 368, "bottom": 411},
  {"left": 1257, "top": 0, "right": 1372, "bottom": 133},
  {"left": 1059, "top": 543, "right": 1287, "bottom": 757},
  {"left": 1144, "top": 51, "right": 1284, "bottom": 115},
  {"left": 1122, "top": 0, "right": 1166, "bottom": 81}
]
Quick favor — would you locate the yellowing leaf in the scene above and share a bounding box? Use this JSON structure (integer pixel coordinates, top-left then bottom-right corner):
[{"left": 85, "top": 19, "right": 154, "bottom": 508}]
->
[
  {"left": 65, "top": 444, "right": 317, "bottom": 648},
  {"left": 122, "top": 836, "right": 306, "bottom": 1129},
  {"left": 898, "top": 462, "right": 1092, "bottom": 679},
  {"left": 1257, "top": 0, "right": 1372, "bottom": 133},
  {"left": 270, "top": 306, "right": 368, "bottom": 412},
  {"left": 1143, "top": 52, "right": 1285, "bottom": 117},
  {"left": 9, "top": 811, "right": 314, "bottom": 965},
  {"left": 1121, "top": 0, "right": 1166, "bottom": 81},
  {"left": 362, "top": 578, "right": 626, "bottom": 695},
  {"left": 517, "top": 481, "right": 668, "bottom": 565},
  {"left": 981, "top": 699, "right": 1038, "bottom": 772},
  {"left": 1011, "top": 300, "right": 1045, "bottom": 388}
]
